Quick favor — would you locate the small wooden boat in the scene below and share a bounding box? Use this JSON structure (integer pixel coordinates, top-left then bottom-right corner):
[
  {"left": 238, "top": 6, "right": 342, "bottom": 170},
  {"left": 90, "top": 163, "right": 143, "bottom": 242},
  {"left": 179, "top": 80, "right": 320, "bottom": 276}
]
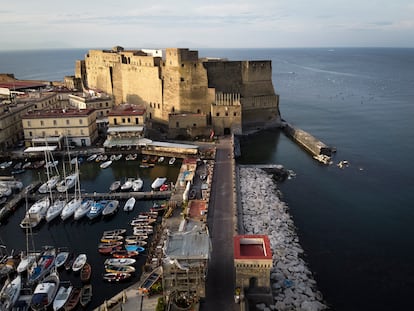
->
[
  {"left": 125, "top": 235, "right": 148, "bottom": 244},
  {"left": 123, "top": 197, "right": 136, "bottom": 212},
  {"left": 100, "top": 160, "right": 112, "bottom": 169},
  {"left": 126, "top": 240, "right": 147, "bottom": 247},
  {"left": 125, "top": 245, "right": 145, "bottom": 253},
  {"left": 105, "top": 264, "right": 135, "bottom": 274},
  {"left": 158, "top": 156, "right": 165, "bottom": 163},
  {"left": 98, "top": 245, "right": 122, "bottom": 255},
  {"left": 103, "top": 272, "right": 131, "bottom": 283},
  {"left": 80, "top": 262, "right": 91, "bottom": 283},
  {"left": 63, "top": 287, "right": 81, "bottom": 311},
  {"left": 98, "top": 241, "right": 123, "bottom": 249},
  {"left": 79, "top": 284, "right": 92, "bottom": 308},
  {"left": 72, "top": 254, "right": 87, "bottom": 272},
  {"left": 102, "top": 228, "right": 126, "bottom": 236},
  {"left": 104, "top": 258, "right": 136, "bottom": 266},
  {"left": 100, "top": 235, "right": 124, "bottom": 243},
  {"left": 111, "top": 250, "right": 139, "bottom": 258}
]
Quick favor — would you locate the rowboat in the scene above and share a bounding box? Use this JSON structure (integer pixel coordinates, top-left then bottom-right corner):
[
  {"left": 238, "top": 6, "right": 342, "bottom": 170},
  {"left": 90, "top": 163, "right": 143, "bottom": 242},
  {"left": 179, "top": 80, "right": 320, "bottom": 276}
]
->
[
  {"left": 125, "top": 235, "right": 148, "bottom": 244},
  {"left": 100, "top": 235, "right": 123, "bottom": 243},
  {"left": 103, "top": 228, "right": 126, "bottom": 236},
  {"left": 102, "top": 200, "right": 119, "bottom": 217},
  {"left": 79, "top": 284, "right": 92, "bottom": 308},
  {"left": 72, "top": 254, "right": 87, "bottom": 272},
  {"left": 105, "top": 264, "right": 135, "bottom": 274},
  {"left": 132, "top": 178, "right": 143, "bottom": 191},
  {"left": 109, "top": 180, "right": 121, "bottom": 192},
  {"left": 80, "top": 262, "right": 92, "bottom": 283},
  {"left": 111, "top": 250, "right": 139, "bottom": 258},
  {"left": 168, "top": 157, "right": 176, "bottom": 165},
  {"left": 104, "top": 258, "right": 136, "bottom": 266},
  {"left": 86, "top": 154, "right": 97, "bottom": 162},
  {"left": 103, "top": 272, "right": 131, "bottom": 283},
  {"left": 63, "top": 287, "right": 81, "bottom": 311},
  {"left": 125, "top": 245, "right": 145, "bottom": 253},
  {"left": 151, "top": 177, "right": 167, "bottom": 190},
  {"left": 98, "top": 245, "right": 122, "bottom": 255},
  {"left": 54, "top": 250, "right": 70, "bottom": 269}
]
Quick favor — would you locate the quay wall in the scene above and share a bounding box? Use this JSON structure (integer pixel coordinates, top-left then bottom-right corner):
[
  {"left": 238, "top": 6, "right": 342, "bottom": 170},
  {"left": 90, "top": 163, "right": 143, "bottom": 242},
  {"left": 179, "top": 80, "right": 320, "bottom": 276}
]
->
[{"left": 283, "top": 122, "right": 333, "bottom": 156}]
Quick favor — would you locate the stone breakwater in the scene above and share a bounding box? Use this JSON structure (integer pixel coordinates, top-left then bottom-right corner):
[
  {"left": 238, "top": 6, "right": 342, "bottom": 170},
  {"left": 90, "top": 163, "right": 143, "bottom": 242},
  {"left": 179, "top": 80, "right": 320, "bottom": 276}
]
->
[{"left": 239, "top": 167, "right": 328, "bottom": 311}]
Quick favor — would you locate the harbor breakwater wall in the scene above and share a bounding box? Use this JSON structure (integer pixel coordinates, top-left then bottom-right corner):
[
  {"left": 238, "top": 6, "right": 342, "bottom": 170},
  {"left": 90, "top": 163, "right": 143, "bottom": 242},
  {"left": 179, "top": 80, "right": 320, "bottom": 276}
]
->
[{"left": 283, "top": 123, "right": 334, "bottom": 157}]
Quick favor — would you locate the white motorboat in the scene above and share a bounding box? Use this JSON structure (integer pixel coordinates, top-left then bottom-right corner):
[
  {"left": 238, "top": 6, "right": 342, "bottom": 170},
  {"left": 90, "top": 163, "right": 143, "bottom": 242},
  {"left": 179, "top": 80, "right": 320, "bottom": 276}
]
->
[
  {"left": 120, "top": 178, "right": 134, "bottom": 191},
  {"left": 0, "top": 274, "right": 21, "bottom": 310},
  {"left": 123, "top": 197, "right": 136, "bottom": 212},
  {"left": 168, "top": 157, "right": 176, "bottom": 165},
  {"left": 54, "top": 251, "right": 70, "bottom": 269},
  {"left": 86, "top": 154, "right": 97, "bottom": 162},
  {"left": 100, "top": 160, "right": 112, "bottom": 169},
  {"left": 74, "top": 199, "right": 93, "bottom": 220},
  {"left": 151, "top": 177, "right": 167, "bottom": 190},
  {"left": 52, "top": 282, "right": 73, "bottom": 311},
  {"left": 56, "top": 172, "right": 78, "bottom": 193},
  {"left": 45, "top": 199, "right": 66, "bottom": 222},
  {"left": 16, "top": 251, "right": 40, "bottom": 274},
  {"left": 132, "top": 178, "right": 143, "bottom": 191},
  {"left": 109, "top": 180, "right": 121, "bottom": 192},
  {"left": 72, "top": 254, "right": 87, "bottom": 272},
  {"left": 0, "top": 161, "right": 13, "bottom": 169},
  {"left": 102, "top": 200, "right": 119, "bottom": 217},
  {"left": 30, "top": 270, "right": 60, "bottom": 311},
  {"left": 158, "top": 156, "right": 165, "bottom": 163},
  {"left": 38, "top": 175, "right": 60, "bottom": 194},
  {"left": 86, "top": 200, "right": 107, "bottom": 220}
]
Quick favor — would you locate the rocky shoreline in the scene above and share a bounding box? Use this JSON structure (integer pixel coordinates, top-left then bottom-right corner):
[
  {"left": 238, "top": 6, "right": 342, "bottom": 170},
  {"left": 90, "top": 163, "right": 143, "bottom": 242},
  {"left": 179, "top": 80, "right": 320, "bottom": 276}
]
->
[{"left": 239, "top": 167, "right": 328, "bottom": 311}]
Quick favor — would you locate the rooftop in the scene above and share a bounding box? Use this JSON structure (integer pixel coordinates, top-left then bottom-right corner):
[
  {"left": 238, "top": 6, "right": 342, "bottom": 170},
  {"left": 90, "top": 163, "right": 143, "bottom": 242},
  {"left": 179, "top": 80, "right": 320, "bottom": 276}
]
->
[
  {"left": 234, "top": 235, "right": 272, "bottom": 260},
  {"left": 108, "top": 103, "right": 146, "bottom": 116},
  {"left": 164, "top": 228, "right": 210, "bottom": 260},
  {"left": 22, "top": 108, "right": 95, "bottom": 118}
]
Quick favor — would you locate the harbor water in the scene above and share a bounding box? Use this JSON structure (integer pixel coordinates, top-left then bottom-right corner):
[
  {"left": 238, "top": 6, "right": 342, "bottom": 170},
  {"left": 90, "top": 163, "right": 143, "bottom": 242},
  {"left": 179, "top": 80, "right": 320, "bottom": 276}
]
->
[{"left": 0, "top": 157, "right": 180, "bottom": 310}]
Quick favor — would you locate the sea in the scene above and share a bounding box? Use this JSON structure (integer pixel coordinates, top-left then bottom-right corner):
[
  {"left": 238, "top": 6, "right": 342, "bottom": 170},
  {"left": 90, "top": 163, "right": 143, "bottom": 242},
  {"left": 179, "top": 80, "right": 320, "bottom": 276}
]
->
[{"left": 1, "top": 47, "right": 414, "bottom": 311}]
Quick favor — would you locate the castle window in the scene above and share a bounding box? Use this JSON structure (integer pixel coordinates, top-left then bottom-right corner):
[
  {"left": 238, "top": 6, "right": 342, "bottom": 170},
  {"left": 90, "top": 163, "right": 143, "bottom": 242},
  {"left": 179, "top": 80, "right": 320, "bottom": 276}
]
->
[
  {"left": 100, "top": 103, "right": 102, "bottom": 107},
  {"left": 40, "top": 120, "right": 44, "bottom": 126},
  {"left": 122, "top": 118, "right": 126, "bottom": 123},
  {"left": 135, "top": 118, "right": 139, "bottom": 124},
  {"left": 176, "top": 121, "right": 179, "bottom": 128},
  {"left": 216, "top": 112, "right": 220, "bottom": 117},
  {"left": 197, "top": 109, "right": 201, "bottom": 113},
  {"left": 106, "top": 102, "right": 108, "bottom": 107},
  {"left": 157, "top": 104, "right": 160, "bottom": 109},
  {"left": 234, "top": 112, "right": 237, "bottom": 116},
  {"left": 193, "top": 123, "right": 196, "bottom": 127},
  {"left": 181, "top": 63, "right": 184, "bottom": 67},
  {"left": 79, "top": 119, "right": 83, "bottom": 125},
  {"left": 53, "top": 120, "right": 57, "bottom": 125},
  {"left": 127, "top": 118, "right": 131, "bottom": 123},
  {"left": 180, "top": 78, "right": 184, "bottom": 82},
  {"left": 225, "top": 112, "right": 228, "bottom": 116},
  {"left": 42, "top": 131, "right": 45, "bottom": 137},
  {"left": 114, "top": 118, "right": 117, "bottom": 125},
  {"left": 172, "top": 107, "right": 175, "bottom": 113},
  {"left": 29, "top": 131, "right": 32, "bottom": 137},
  {"left": 66, "top": 120, "right": 70, "bottom": 125}
]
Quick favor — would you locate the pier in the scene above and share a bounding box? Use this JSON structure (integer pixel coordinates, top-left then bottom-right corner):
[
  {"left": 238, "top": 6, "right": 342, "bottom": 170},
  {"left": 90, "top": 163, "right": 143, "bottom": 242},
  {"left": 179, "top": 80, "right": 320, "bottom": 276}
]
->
[{"left": 283, "top": 122, "right": 334, "bottom": 157}]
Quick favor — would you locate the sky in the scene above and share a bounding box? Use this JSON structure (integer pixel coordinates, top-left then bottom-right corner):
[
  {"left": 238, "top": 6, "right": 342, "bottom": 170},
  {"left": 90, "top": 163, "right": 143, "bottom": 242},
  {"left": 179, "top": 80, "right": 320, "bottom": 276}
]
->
[{"left": 1, "top": 0, "right": 414, "bottom": 50}]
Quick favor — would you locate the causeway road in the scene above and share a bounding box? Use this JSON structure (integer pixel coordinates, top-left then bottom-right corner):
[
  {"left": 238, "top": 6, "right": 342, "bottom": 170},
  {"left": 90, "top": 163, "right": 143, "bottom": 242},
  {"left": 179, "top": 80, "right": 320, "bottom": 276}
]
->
[{"left": 202, "top": 136, "right": 239, "bottom": 311}]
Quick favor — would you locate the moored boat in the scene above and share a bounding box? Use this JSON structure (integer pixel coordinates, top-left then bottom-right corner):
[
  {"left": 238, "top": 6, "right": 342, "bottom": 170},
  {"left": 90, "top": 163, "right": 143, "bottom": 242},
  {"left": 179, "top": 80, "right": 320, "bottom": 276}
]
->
[
  {"left": 104, "top": 258, "right": 136, "bottom": 266},
  {"left": 151, "top": 177, "right": 167, "bottom": 190},
  {"left": 132, "top": 178, "right": 143, "bottom": 191},
  {"left": 52, "top": 282, "right": 73, "bottom": 311},
  {"left": 102, "top": 228, "right": 126, "bottom": 236},
  {"left": 168, "top": 157, "right": 176, "bottom": 165},
  {"left": 38, "top": 175, "right": 60, "bottom": 194},
  {"left": 27, "top": 246, "right": 56, "bottom": 285},
  {"left": 109, "top": 180, "right": 121, "bottom": 192},
  {"left": 30, "top": 270, "right": 60, "bottom": 311},
  {"left": 73, "top": 199, "right": 93, "bottom": 220},
  {"left": 54, "top": 250, "right": 70, "bottom": 269},
  {"left": 102, "top": 200, "right": 119, "bottom": 217},
  {"left": 86, "top": 154, "right": 97, "bottom": 162},
  {"left": 100, "top": 160, "right": 112, "bottom": 169},
  {"left": 86, "top": 200, "right": 107, "bottom": 220},
  {"left": 0, "top": 274, "right": 21, "bottom": 311},
  {"left": 80, "top": 262, "right": 91, "bottom": 283},
  {"left": 72, "top": 254, "right": 87, "bottom": 272},
  {"left": 100, "top": 235, "right": 123, "bottom": 243},
  {"left": 105, "top": 264, "right": 135, "bottom": 274},
  {"left": 56, "top": 172, "right": 78, "bottom": 193},
  {"left": 79, "top": 284, "right": 92, "bottom": 308},
  {"left": 111, "top": 250, "right": 139, "bottom": 258},
  {"left": 123, "top": 197, "right": 136, "bottom": 212},
  {"left": 103, "top": 272, "right": 131, "bottom": 283},
  {"left": 46, "top": 199, "right": 67, "bottom": 222},
  {"left": 63, "top": 286, "right": 81, "bottom": 311}
]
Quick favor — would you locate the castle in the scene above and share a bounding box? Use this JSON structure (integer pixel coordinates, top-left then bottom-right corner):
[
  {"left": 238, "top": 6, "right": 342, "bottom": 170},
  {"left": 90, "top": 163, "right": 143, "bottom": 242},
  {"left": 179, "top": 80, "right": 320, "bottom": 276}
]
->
[{"left": 75, "top": 46, "right": 281, "bottom": 137}]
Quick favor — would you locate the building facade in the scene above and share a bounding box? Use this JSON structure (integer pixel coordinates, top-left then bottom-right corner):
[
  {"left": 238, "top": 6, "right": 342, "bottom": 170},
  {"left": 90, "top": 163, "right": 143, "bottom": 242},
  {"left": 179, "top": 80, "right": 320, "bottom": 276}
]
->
[{"left": 21, "top": 108, "right": 98, "bottom": 148}]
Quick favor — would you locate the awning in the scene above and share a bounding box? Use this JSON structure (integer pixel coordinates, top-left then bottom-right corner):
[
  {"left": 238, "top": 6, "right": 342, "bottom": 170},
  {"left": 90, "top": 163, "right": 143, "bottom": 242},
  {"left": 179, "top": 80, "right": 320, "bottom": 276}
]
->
[
  {"left": 24, "top": 146, "right": 57, "bottom": 153},
  {"left": 103, "top": 137, "right": 153, "bottom": 148},
  {"left": 107, "top": 126, "right": 144, "bottom": 133}
]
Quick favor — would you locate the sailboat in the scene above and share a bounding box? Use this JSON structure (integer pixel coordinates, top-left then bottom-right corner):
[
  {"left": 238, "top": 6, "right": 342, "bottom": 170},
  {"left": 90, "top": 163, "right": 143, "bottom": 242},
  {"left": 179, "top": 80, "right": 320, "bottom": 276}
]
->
[
  {"left": 61, "top": 160, "right": 82, "bottom": 221},
  {"left": 0, "top": 274, "right": 21, "bottom": 310},
  {"left": 56, "top": 141, "right": 78, "bottom": 193},
  {"left": 38, "top": 148, "right": 60, "bottom": 194}
]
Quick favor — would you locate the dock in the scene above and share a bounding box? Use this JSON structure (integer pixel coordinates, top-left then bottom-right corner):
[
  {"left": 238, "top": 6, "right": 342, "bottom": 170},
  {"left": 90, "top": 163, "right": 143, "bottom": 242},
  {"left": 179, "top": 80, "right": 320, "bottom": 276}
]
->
[{"left": 137, "top": 266, "right": 163, "bottom": 295}]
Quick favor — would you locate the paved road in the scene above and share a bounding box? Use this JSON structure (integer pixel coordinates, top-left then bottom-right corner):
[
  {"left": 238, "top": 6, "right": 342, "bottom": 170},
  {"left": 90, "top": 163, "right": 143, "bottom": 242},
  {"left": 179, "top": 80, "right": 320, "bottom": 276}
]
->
[{"left": 201, "top": 137, "right": 239, "bottom": 311}]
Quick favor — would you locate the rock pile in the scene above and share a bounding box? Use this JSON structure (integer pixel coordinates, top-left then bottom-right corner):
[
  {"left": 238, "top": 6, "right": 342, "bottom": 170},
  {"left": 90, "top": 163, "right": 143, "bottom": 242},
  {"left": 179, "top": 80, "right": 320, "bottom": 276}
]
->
[{"left": 239, "top": 167, "right": 328, "bottom": 311}]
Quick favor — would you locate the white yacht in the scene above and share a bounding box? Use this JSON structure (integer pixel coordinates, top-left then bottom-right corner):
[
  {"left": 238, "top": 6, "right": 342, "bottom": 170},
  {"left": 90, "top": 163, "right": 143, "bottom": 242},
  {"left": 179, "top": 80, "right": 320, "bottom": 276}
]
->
[
  {"left": 74, "top": 199, "right": 93, "bottom": 220},
  {"left": 46, "top": 199, "right": 67, "bottom": 222},
  {"left": 38, "top": 175, "right": 60, "bottom": 194},
  {"left": 56, "top": 173, "right": 78, "bottom": 193},
  {"left": 20, "top": 197, "right": 50, "bottom": 229},
  {"left": 132, "top": 178, "right": 143, "bottom": 191}
]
